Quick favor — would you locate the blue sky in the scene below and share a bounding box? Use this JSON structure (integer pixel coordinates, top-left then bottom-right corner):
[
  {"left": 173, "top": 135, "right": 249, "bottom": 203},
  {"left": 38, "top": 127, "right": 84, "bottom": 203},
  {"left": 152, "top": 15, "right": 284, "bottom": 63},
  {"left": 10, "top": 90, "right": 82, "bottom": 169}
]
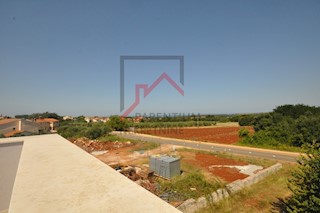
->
[{"left": 1, "top": 0, "right": 320, "bottom": 116}]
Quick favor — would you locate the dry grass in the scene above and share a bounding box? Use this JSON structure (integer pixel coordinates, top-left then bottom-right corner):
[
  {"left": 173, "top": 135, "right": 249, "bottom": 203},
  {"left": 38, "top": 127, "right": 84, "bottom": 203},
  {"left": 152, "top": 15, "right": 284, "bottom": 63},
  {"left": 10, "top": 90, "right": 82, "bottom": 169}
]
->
[{"left": 196, "top": 163, "right": 295, "bottom": 213}]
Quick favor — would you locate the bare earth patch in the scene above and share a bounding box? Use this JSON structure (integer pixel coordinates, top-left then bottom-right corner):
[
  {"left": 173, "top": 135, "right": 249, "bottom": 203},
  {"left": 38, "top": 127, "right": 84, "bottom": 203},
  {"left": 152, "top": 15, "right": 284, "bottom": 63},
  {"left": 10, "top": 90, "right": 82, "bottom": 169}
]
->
[
  {"left": 181, "top": 152, "right": 262, "bottom": 182},
  {"left": 138, "top": 126, "right": 254, "bottom": 144}
]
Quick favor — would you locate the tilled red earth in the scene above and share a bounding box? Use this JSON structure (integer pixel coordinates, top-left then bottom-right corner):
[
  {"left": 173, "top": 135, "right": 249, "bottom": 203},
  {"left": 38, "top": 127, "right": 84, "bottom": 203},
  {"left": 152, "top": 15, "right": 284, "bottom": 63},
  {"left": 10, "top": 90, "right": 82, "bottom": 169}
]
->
[
  {"left": 183, "top": 152, "right": 249, "bottom": 182},
  {"left": 139, "top": 126, "right": 254, "bottom": 144}
]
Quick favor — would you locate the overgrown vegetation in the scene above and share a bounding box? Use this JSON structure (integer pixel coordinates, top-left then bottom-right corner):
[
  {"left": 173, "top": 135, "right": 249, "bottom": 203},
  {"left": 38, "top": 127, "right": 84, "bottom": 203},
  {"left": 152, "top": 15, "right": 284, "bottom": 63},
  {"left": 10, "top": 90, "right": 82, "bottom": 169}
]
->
[
  {"left": 238, "top": 104, "right": 320, "bottom": 150},
  {"left": 98, "top": 134, "right": 132, "bottom": 142},
  {"left": 130, "top": 141, "right": 159, "bottom": 152},
  {"left": 58, "top": 115, "right": 131, "bottom": 139},
  {"left": 58, "top": 118, "right": 111, "bottom": 139},
  {"left": 158, "top": 172, "right": 223, "bottom": 201},
  {"left": 109, "top": 115, "right": 129, "bottom": 131}
]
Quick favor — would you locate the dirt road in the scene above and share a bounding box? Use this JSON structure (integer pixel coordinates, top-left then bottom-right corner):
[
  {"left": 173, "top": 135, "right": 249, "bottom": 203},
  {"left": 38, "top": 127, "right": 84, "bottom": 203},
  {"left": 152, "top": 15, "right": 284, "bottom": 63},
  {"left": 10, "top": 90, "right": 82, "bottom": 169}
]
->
[{"left": 112, "top": 131, "right": 301, "bottom": 162}]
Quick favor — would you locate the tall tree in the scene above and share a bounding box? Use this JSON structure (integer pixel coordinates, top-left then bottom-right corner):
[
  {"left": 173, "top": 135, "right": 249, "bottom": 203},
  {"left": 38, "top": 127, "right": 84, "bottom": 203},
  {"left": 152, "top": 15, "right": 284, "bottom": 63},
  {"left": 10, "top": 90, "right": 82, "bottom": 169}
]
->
[
  {"left": 108, "top": 116, "right": 128, "bottom": 131},
  {"left": 285, "top": 144, "right": 320, "bottom": 213}
]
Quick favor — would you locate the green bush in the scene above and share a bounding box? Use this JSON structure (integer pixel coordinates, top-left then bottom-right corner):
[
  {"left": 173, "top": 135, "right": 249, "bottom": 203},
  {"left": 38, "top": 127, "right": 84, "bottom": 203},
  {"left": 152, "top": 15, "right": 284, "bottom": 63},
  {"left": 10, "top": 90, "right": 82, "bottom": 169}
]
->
[
  {"left": 58, "top": 121, "right": 111, "bottom": 139},
  {"left": 238, "top": 128, "right": 250, "bottom": 138},
  {"left": 108, "top": 116, "right": 129, "bottom": 131}
]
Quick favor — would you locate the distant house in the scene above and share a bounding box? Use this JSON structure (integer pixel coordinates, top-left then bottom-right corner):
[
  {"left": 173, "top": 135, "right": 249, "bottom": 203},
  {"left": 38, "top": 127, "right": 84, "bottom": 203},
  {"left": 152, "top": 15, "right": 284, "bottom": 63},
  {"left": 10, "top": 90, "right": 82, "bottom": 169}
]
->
[
  {"left": 100, "top": 117, "right": 110, "bottom": 123},
  {"left": 62, "top": 116, "right": 73, "bottom": 121},
  {"left": 133, "top": 116, "right": 143, "bottom": 123},
  {"left": 84, "top": 116, "right": 109, "bottom": 123},
  {"left": 84, "top": 117, "right": 91, "bottom": 123},
  {"left": 0, "top": 119, "right": 39, "bottom": 137},
  {"left": 36, "top": 118, "right": 59, "bottom": 133}
]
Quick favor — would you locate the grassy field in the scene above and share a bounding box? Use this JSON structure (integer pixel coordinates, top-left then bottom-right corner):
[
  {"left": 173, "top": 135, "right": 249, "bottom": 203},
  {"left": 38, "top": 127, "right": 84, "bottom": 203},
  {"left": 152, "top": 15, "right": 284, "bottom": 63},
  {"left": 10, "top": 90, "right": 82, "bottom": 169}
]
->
[{"left": 197, "top": 163, "right": 295, "bottom": 213}]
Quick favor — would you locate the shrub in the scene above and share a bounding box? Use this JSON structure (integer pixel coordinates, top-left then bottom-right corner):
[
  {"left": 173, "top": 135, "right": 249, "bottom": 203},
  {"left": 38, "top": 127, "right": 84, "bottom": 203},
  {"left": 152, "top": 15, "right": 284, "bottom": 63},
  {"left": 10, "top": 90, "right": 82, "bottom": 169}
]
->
[
  {"left": 109, "top": 116, "right": 129, "bottom": 131},
  {"left": 239, "top": 128, "right": 250, "bottom": 138}
]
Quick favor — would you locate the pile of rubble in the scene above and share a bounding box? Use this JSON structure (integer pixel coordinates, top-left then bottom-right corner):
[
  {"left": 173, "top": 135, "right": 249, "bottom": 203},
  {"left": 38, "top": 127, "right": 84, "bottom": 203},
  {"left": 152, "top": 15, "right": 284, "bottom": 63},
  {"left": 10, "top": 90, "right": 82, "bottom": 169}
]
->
[
  {"left": 111, "top": 164, "right": 158, "bottom": 194},
  {"left": 70, "top": 137, "right": 132, "bottom": 153}
]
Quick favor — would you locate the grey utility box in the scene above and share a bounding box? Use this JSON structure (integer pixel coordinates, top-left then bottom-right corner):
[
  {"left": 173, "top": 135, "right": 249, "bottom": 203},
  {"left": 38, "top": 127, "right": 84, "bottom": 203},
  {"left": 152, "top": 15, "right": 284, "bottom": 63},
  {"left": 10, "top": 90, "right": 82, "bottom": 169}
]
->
[{"left": 149, "top": 155, "right": 180, "bottom": 179}]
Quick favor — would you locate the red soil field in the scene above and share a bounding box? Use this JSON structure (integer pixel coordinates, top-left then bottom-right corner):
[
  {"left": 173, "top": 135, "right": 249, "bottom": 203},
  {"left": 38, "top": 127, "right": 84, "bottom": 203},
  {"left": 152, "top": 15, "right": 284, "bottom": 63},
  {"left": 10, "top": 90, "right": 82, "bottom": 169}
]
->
[
  {"left": 139, "top": 126, "right": 254, "bottom": 144},
  {"left": 195, "top": 152, "right": 247, "bottom": 166},
  {"left": 195, "top": 153, "right": 248, "bottom": 182},
  {"left": 182, "top": 152, "right": 249, "bottom": 182}
]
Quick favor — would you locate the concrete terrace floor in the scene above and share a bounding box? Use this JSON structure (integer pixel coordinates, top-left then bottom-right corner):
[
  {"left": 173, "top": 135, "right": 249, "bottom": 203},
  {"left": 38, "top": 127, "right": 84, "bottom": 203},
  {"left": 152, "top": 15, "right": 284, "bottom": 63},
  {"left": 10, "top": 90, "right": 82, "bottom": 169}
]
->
[{"left": 0, "top": 134, "right": 180, "bottom": 213}]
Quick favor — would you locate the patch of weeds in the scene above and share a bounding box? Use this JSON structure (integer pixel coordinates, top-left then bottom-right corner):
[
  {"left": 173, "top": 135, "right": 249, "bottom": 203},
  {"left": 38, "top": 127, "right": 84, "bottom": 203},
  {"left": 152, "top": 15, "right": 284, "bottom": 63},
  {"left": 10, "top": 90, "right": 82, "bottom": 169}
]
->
[
  {"left": 157, "top": 172, "right": 224, "bottom": 202},
  {"left": 131, "top": 141, "right": 160, "bottom": 152},
  {"left": 98, "top": 134, "right": 130, "bottom": 142}
]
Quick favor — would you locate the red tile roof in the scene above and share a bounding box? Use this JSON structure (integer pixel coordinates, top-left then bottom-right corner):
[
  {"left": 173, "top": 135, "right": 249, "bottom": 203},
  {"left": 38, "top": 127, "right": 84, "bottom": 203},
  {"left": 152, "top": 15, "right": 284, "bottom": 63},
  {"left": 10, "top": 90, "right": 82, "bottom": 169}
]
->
[{"left": 0, "top": 118, "right": 19, "bottom": 125}]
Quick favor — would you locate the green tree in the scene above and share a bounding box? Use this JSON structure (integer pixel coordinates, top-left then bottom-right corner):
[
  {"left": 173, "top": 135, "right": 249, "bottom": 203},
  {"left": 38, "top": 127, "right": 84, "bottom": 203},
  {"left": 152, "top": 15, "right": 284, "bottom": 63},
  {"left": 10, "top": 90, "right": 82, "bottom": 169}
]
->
[
  {"left": 58, "top": 120, "right": 111, "bottom": 139},
  {"left": 285, "top": 144, "right": 320, "bottom": 213},
  {"left": 238, "top": 115, "right": 255, "bottom": 126},
  {"left": 274, "top": 104, "right": 320, "bottom": 119},
  {"left": 85, "top": 126, "right": 102, "bottom": 139},
  {"left": 291, "top": 116, "right": 320, "bottom": 147},
  {"left": 108, "top": 116, "right": 128, "bottom": 131}
]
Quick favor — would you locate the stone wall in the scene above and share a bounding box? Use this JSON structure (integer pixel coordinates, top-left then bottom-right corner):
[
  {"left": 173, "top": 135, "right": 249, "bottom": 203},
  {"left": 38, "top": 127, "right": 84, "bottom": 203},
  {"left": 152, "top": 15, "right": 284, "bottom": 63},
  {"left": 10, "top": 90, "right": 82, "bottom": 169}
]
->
[{"left": 177, "top": 163, "right": 282, "bottom": 213}]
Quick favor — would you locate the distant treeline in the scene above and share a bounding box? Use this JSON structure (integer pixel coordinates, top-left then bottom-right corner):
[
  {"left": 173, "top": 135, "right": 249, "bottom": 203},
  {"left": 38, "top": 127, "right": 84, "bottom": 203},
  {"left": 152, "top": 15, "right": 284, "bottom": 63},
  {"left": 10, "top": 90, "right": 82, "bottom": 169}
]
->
[
  {"left": 130, "top": 121, "right": 217, "bottom": 128},
  {"left": 237, "top": 104, "right": 320, "bottom": 148},
  {"left": 15, "top": 112, "right": 62, "bottom": 120},
  {"left": 134, "top": 115, "right": 230, "bottom": 123}
]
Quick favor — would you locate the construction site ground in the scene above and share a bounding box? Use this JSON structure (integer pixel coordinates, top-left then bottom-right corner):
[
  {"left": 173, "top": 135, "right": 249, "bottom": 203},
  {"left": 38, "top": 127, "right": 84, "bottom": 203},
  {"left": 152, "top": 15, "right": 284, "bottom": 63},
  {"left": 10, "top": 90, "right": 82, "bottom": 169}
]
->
[{"left": 70, "top": 137, "right": 267, "bottom": 205}]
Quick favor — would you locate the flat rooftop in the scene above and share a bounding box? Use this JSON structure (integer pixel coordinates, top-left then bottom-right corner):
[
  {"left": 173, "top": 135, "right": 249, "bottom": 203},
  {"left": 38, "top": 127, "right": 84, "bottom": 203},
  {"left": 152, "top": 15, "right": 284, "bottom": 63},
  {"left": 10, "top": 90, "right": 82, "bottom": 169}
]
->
[{"left": 0, "top": 134, "right": 180, "bottom": 213}]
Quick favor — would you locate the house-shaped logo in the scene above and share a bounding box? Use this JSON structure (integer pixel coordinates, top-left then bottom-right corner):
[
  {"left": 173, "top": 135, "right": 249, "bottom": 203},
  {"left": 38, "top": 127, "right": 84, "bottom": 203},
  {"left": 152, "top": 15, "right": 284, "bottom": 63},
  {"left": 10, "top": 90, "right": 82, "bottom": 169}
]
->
[{"left": 120, "top": 56, "right": 184, "bottom": 117}]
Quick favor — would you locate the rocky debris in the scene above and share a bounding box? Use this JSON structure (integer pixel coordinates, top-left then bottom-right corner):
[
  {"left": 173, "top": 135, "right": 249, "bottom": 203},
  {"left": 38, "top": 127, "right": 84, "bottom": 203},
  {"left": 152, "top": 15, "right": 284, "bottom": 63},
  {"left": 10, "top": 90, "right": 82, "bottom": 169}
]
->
[
  {"left": 112, "top": 164, "right": 158, "bottom": 194},
  {"left": 69, "top": 137, "right": 133, "bottom": 152},
  {"left": 119, "top": 166, "right": 141, "bottom": 181},
  {"left": 91, "top": 150, "right": 109, "bottom": 156}
]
